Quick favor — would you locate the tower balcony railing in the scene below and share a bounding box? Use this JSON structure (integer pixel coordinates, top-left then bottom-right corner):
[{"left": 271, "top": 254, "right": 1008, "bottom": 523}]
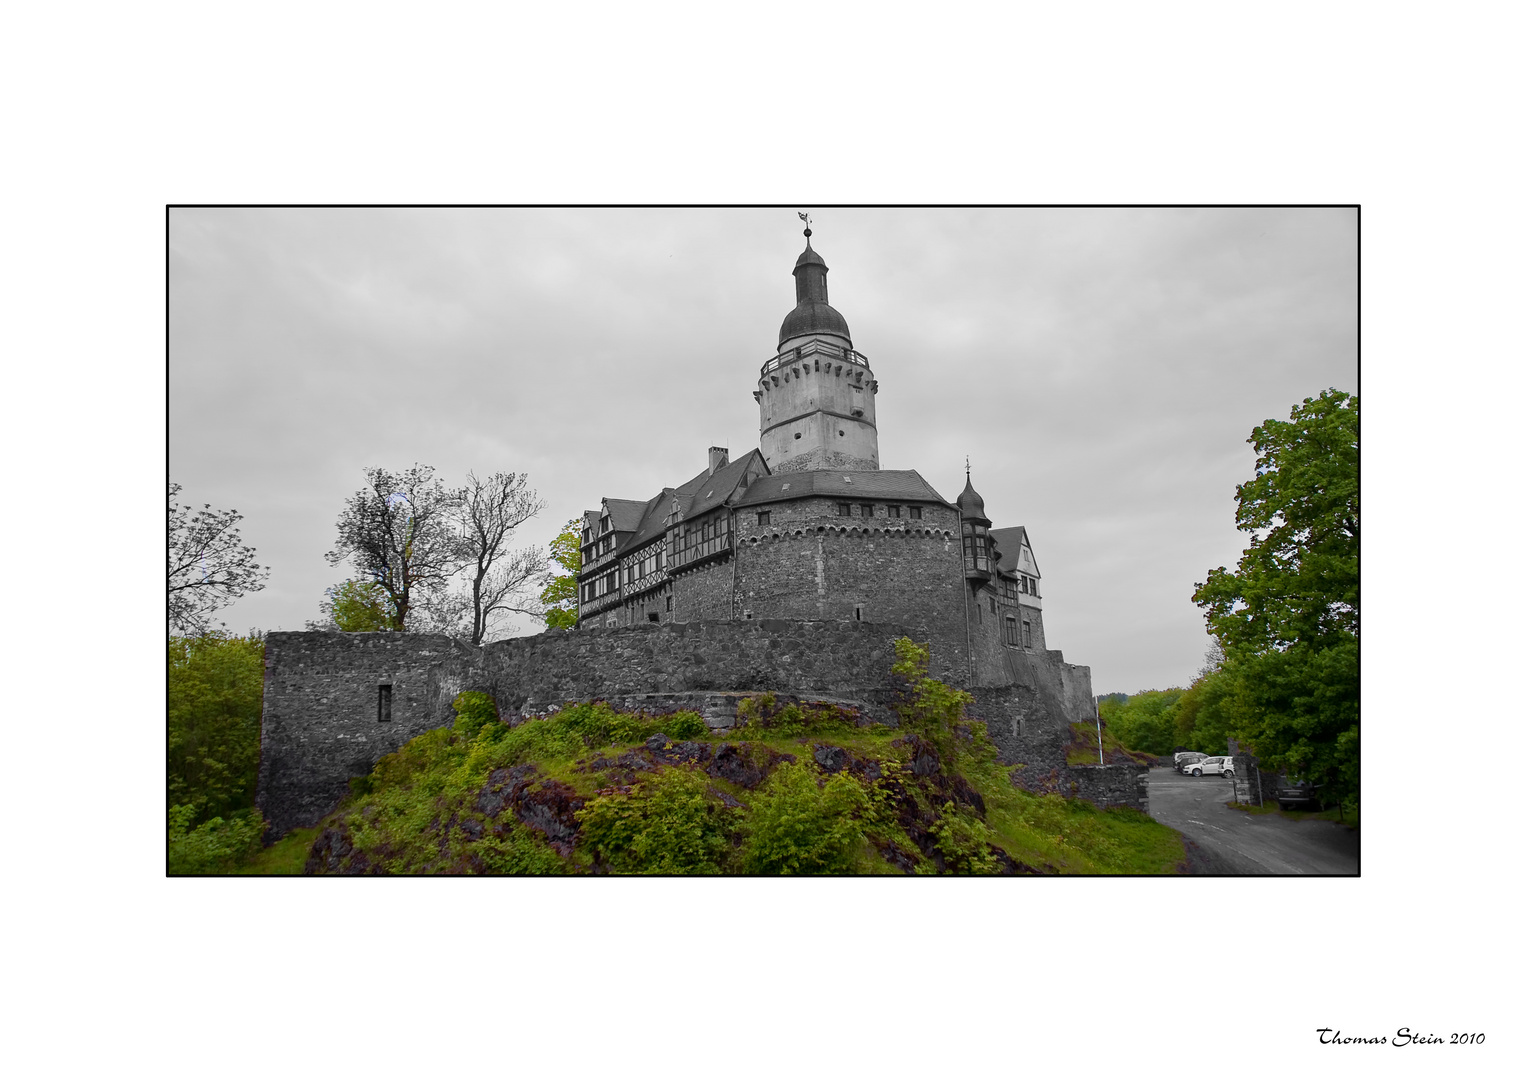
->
[{"left": 760, "top": 340, "right": 870, "bottom": 378}]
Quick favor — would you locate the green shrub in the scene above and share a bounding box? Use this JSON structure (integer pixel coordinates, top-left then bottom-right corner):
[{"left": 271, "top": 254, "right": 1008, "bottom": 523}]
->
[
  {"left": 451, "top": 691, "right": 500, "bottom": 738},
  {"left": 577, "top": 767, "right": 735, "bottom": 874},
  {"left": 168, "top": 804, "right": 265, "bottom": 875},
  {"left": 739, "top": 762, "right": 871, "bottom": 874},
  {"left": 664, "top": 711, "right": 708, "bottom": 739},
  {"left": 475, "top": 821, "right": 573, "bottom": 874},
  {"left": 930, "top": 801, "right": 1000, "bottom": 874},
  {"left": 734, "top": 694, "right": 857, "bottom": 737}
]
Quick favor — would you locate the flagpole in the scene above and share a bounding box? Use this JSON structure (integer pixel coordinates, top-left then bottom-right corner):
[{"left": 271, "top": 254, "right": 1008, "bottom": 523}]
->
[{"left": 1095, "top": 693, "right": 1104, "bottom": 764}]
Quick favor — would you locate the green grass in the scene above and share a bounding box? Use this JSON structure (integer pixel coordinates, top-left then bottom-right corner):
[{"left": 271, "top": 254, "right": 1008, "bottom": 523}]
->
[{"left": 233, "top": 828, "right": 320, "bottom": 874}]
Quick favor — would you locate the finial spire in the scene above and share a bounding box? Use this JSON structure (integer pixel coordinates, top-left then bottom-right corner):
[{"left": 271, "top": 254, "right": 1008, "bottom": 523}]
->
[
  {"left": 798, "top": 210, "right": 812, "bottom": 241},
  {"left": 965, "top": 455, "right": 971, "bottom": 480}
]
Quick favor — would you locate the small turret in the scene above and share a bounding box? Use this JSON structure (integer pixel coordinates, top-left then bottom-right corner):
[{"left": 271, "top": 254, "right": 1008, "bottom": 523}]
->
[{"left": 958, "top": 464, "right": 993, "bottom": 582}]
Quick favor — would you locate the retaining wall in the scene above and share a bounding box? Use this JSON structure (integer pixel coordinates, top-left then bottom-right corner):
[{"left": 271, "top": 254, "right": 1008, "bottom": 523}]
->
[{"left": 258, "top": 618, "right": 1097, "bottom": 839}]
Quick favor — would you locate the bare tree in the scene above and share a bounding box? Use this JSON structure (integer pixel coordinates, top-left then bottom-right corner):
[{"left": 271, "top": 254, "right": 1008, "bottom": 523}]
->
[
  {"left": 456, "top": 470, "right": 548, "bottom": 645},
  {"left": 169, "top": 482, "right": 269, "bottom": 636},
  {"left": 325, "top": 465, "right": 464, "bottom": 632}
]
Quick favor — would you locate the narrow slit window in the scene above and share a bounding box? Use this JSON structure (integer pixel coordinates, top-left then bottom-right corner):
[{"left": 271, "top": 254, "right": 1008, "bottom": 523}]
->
[
  {"left": 854, "top": 604, "right": 864, "bottom": 621},
  {"left": 378, "top": 684, "right": 392, "bottom": 723}
]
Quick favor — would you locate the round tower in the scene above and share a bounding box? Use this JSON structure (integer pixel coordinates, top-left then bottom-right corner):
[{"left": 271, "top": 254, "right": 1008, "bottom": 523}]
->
[{"left": 754, "top": 227, "right": 879, "bottom": 473}]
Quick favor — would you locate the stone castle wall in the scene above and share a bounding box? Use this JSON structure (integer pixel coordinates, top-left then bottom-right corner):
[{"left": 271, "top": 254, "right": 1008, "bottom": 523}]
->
[
  {"left": 1010, "top": 761, "right": 1151, "bottom": 814},
  {"left": 258, "top": 615, "right": 1095, "bottom": 839},
  {"left": 256, "top": 632, "right": 472, "bottom": 840}
]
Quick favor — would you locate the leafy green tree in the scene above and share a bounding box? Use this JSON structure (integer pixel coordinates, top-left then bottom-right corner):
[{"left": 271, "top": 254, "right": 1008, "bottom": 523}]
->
[
  {"left": 540, "top": 519, "right": 582, "bottom": 629},
  {"left": 168, "top": 633, "right": 265, "bottom": 825},
  {"left": 310, "top": 578, "right": 392, "bottom": 632},
  {"left": 326, "top": 465, "right": 463, "bottom": 632},
  {"left": 168, "top": 482, "right": 269, "bottom": 635},
  {"left": 1098, "top": 689, "right": 1184, "bottom": 756},
  {"left": 1193, "top": 389, "right": 1359, "bottom": 801}
]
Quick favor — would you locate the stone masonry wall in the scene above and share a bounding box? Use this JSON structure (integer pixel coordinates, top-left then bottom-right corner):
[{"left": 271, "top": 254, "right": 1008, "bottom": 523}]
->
[
  {"left": 257, "top": 632, "right": 472, "bottom": 840},
  {"left": 259, "top": 616, "right": 1095, "bottom": 839},
  {"left": 1010, "top": 762, "right": 1150, "bottom": 814},
  {"left": 671, "top": 560, "right": 734, "bottom": 622},
  {"left": 734, "top": 502, "right": 967, "bottom": 685}
]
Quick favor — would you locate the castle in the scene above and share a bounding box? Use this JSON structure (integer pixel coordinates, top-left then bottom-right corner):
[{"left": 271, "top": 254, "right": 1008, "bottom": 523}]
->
[
  {"left": 256, "top": 226, "right": 1132, "bottom": 842},
  {"left": 574, "top": 226, "right": 1053, "bottom": 680}
]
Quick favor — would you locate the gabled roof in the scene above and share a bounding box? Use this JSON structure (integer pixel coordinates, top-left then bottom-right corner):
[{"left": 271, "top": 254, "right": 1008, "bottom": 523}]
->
[
  {"left": 736, "top": 469, "right": 951, "bottom": 508},
  {"left": 684, "top": 449, "right": 769, "bottom": 519},
  {"left": 622, "top": 489, "right": 674, "bottom": 552},
  {"left": 991, "top": 526, "right": 1040, "bottom": 578},
  {"left": 602, "top": 498, "right": 649, "bottom": 533},
  {"left": 590, "top": 450, "right": 772, "bottom": 559}
]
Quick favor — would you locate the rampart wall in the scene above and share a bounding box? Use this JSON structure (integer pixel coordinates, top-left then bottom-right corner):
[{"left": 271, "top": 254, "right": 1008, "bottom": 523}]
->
[
  {"left": 258, "top": 615, "right": 1096, "bottom": 840},
  {"left": 256, "top": 632, "right": 473, "bottom": 840}
]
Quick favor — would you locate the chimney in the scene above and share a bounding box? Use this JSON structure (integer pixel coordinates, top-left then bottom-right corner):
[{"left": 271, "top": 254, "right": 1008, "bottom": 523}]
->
[{"left": 708, "top": 447, "right": 729, "bottom": 475}]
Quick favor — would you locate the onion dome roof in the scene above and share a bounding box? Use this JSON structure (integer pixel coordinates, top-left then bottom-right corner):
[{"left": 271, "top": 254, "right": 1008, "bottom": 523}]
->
[
  {"left": 779, "top": 229, "right": 851, "bottom": 346},
  {"left": 957, "top": 475, "right": 988, "bottom": 520},
  {"left": 779, "top": 301, "right": 852, "bottom": 346}
]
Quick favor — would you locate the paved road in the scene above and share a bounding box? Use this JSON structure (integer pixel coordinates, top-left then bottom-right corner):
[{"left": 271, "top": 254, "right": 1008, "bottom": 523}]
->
[{"left": 1147, "top": 767, "right": 1359, "bottom": 875}]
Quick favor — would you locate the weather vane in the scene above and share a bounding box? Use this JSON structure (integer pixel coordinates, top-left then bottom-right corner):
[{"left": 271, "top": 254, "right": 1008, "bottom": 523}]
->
[
  {"left": 798, "top": 210, "right": 812, "bottom": 238},
  {"left": 965, "top": 455, "right": 971, "bottom": 479}
]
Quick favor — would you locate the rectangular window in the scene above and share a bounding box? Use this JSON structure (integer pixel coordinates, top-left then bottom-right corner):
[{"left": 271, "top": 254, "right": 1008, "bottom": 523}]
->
[
  {"left": 838, "top": 503, "right": 851, "bottom": 516},
  {"left": 1023, "top": 621, "right": 1032, "bottom": 648},
  {"left": 757, "top": 510, "right": 770, "bottom": 526},
  {"left": 647, "top": 612, "right": 660, "bottom": 623},
  {"left": 1005, "top": 616, "right": 1018, "bottom": 645},
  {"left": 861, "top": 504, "right": 874, "bottom": 518},
  {"left": 909, "top": 506, "right": 922, "bottom": 520},
  {"left": 854, "top": 604, "right": 864, "bottom": 621},
  {"left": 989, "top": 596, "right": 997, "bottom": 614},
  {"left": 887, "top": 505, "right": 901, "bottom": 518},
  {"left": 665, "top": 595, "right": 673, "bottom": 612},
  {"left": 377, "top": 684, "right": 392, "bottom": 722}
]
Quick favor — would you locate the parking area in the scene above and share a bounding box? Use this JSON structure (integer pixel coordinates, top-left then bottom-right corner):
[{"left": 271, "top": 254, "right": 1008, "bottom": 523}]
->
[{"left": 1147, "top": 767, "right": 1359, "bottom": 875}]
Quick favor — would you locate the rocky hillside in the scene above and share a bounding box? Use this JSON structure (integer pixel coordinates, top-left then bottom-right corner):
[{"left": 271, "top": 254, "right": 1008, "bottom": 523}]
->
[{"left": 302, "top": 640, "right": 1189, "bottom": 875}]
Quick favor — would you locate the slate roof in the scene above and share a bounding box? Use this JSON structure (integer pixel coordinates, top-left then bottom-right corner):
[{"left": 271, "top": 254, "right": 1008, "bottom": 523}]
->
[
  {"left": 684, "top": 450, "right": 767, "bottom": 519},
  {"left": 621, "top": 490, "right": 674, "bottom": 551},
  {"left": 735, "top": 469, "right": 951, "bottom": 509},
  {"left": 602, "top": 498, "right": 649, "bottom": 533},
  {"left": 991, "top": 526, "right": 1039, "bottom": 578},
  {"left": 594, "top": 450, "right": 771, "bottom": 559}
]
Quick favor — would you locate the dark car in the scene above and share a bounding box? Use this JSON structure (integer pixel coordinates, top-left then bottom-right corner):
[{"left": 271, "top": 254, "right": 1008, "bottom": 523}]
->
[
  {"left": 1275, "top": 781, "right": 1325, "bottom": 811},
  {"left": 1173, "top": 752, "right": 1207, "bottom": 773}
]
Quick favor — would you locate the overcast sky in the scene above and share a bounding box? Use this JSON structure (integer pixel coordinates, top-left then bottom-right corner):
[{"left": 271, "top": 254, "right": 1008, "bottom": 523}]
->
[{"left": 169, "top": 207, "right": 1356, "bottom": 694}]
